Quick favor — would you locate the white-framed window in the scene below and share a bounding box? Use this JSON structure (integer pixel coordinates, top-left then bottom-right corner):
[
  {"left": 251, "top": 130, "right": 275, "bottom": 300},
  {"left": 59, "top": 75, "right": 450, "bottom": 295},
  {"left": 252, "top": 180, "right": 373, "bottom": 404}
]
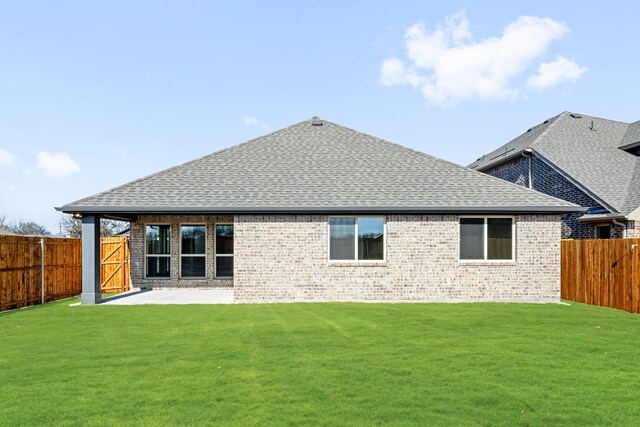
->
[
  {"left": 460, "top": 217, "right": 515, "bottom": 261},
  {"left": 145, "top": 224, "right": 171, "bottom": 278},
  {"left": 329, "top": 217, "right": 385, "bottom": 261},
  {"left": 215, "top": 224, "right": 233, "bottom": 278},
  {"left": 180, "top": 224, "right": 207, "bottom": 278}
]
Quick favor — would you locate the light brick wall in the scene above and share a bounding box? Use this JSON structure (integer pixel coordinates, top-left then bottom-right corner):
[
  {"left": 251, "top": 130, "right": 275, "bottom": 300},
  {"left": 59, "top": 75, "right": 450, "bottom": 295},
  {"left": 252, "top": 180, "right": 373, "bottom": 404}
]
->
[
  {"left": 130, "top": 215, "right": 234, "bottom": 288},
  {"left": 234, "top": 214, "right": 561, "bottom": 303},
  {"left": 626, "top": 221, "right": 640, "bottom": 238}
]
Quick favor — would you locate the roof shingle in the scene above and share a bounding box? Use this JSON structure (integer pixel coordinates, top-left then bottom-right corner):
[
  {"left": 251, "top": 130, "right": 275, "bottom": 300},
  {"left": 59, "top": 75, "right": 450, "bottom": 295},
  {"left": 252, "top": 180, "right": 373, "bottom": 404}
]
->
[{"left": 60, "top": 118, "right": 579, "bottom": 214}]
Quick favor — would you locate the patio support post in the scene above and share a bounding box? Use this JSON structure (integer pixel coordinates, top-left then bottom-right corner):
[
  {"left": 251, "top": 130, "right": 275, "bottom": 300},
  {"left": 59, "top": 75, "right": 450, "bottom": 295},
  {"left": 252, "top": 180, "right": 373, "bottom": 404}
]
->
[{"left": 81, "top": 214, "right": 102, "bottom": 304}]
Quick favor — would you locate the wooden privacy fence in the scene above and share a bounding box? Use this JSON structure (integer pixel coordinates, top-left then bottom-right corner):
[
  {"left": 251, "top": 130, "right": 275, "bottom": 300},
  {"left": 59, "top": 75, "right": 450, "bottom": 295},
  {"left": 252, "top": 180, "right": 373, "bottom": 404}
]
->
[
  {"left": 0, "top": 235, "right": 130, "bottom": 312},
  {"left": 0, "top": 236, "right": 81, "bottom": 311},
  {"left": 561, "top": 238, "right": 640, "bottom": 313}
]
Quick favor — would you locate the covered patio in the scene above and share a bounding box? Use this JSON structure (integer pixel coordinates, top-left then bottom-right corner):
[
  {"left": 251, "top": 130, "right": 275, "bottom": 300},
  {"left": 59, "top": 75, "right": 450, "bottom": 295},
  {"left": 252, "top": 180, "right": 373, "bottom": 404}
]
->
[{"left": 73, "top": 214, "right": 234, "bottom": 304}]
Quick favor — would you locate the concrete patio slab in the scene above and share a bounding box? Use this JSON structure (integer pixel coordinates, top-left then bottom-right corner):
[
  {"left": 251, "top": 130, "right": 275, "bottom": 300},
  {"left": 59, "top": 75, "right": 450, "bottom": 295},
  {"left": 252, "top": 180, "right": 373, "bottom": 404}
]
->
[{"left": 100, "top": 289, "right": 234, "bottom": 305}]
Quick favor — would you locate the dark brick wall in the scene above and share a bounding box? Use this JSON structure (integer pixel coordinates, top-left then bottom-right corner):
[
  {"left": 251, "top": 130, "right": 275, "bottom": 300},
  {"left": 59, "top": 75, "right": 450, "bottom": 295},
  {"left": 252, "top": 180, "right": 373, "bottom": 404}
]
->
[
  {"left": 485, "top": 155, "right": 531, "bottom": 188},
  {"left": 484, "top": 156, "right": 605, "bottom": 239}
]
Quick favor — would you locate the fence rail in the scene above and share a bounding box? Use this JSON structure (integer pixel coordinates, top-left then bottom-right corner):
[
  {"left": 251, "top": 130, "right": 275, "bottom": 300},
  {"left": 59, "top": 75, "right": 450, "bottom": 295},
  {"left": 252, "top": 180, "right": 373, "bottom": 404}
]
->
[
  {"left": 561, "top": 238, "right": 640, "bottom": 313},
  {"left": 0, "top": 235, "right": 129, "bottom": 312}
]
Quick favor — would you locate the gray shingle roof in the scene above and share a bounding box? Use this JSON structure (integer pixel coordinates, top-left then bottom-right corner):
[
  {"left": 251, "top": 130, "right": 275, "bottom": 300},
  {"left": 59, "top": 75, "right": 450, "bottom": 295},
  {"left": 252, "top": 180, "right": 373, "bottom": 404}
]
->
[
  {"left": 469, "top": 112, "right": 640, "bottom": 216},
  {"left": 470, "top": 113, "right": 561, "bottom": 170},
  {"left": 620, "top": 120, "right": 640, "bottom": 149},
  {"left": 60, "top": 118, "right": 579, "bottom": 215}
]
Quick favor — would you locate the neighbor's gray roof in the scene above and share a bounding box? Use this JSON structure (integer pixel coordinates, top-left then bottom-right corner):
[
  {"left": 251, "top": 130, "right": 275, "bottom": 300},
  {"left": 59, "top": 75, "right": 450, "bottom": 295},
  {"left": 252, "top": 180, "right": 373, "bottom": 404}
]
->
[
  {"left": 469, "top": 113, "right": 562, "bottom": 169},
  {"left": 59, "top": 118, "right": 579, "bottom": 215},
  {"left": 620, "top": 120, "right": 640, "bottom": 151},
  {"left": 469, "top": 112, "right": 640, "bottom": 216}
]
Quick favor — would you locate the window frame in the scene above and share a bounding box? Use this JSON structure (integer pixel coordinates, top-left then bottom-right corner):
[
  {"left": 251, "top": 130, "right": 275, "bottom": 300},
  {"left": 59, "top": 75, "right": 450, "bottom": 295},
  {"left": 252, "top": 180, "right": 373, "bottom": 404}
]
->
[
  {"left": 179, "top": 223, "right": 207, "bottom": 279},
  {"left": 595, "top": 225, "right": 611, "bottom": 239},
  {"left": 214, "top": 223, "right": 234, "bottom": 278},
  {"left": 144, "top": 223, "right": 172, "bottom": 279},
  {"left": 459, "top": 215, "right": 516, "bottom": 262},
  {"left": 327, "top": 216, "right": 386, "bottom": 263}
]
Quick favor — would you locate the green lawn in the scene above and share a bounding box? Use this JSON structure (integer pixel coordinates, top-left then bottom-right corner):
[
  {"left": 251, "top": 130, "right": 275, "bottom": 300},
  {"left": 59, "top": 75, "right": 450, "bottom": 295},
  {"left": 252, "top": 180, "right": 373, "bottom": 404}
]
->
[{"left": 1, "top": 300, "right": 639, "bottom": 426}]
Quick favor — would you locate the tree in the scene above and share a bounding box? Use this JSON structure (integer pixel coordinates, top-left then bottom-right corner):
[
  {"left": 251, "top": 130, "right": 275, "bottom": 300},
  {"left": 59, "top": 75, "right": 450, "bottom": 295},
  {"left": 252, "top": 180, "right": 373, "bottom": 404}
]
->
[
  {"left": 60, "top": 214, "right": 128, "bottom": 238},
  {"left": 101, "top": 219, "right": 128, "bottom": 237},
  {"left": 60, "top": 215, "right": 82, "bottom": 238},
  {"left": 0, "top": 214, "right": 11, "bottom": 234},
  {"left": 0, "top": 213, "right": 53, "bottom": 236},
  {"left": 9, "top": 221, "right": 52, "bottom": 236}
]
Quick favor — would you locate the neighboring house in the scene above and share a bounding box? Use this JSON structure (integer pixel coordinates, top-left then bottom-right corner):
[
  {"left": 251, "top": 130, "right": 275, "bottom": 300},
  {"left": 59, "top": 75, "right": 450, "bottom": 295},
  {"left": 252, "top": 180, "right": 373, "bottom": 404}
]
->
[
  {"left": 58, "top": 117, "right": 580, "bottom": 304},
  {"left": 469, "top": 112, "right": 640, "bottom": 239}
]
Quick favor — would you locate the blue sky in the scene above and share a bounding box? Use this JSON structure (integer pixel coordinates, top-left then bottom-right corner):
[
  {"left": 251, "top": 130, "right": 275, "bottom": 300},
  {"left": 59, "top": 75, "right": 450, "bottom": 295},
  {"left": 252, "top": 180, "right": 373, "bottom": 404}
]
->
[{"left": 1, "top": 1, "right": 639, "bottom": 233}]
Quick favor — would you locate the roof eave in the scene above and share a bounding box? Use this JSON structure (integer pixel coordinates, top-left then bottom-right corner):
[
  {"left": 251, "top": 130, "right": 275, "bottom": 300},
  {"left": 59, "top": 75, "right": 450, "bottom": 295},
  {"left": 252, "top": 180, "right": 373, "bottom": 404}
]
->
[
  {"left": 469, "top": 149, "right": 529, "bottom": 171},
  {"left": 57, "top": 205, "right": 584, "bottom": 215},
  {"left": 619, "top": 140, "right": 640, "bottom": 152},
  {"left": 578, "top": 213, "right": 628, "bottom": 223}
]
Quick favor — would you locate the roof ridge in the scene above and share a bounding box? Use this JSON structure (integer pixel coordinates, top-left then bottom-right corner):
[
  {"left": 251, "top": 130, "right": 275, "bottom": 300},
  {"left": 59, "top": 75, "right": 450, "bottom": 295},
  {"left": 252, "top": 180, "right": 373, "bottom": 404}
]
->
[
  {"left": 529, "top": 111, "right": 570, "bottom": 149},
  {"left": 571, "top": 113, "right": 631, "bottom": 126}
]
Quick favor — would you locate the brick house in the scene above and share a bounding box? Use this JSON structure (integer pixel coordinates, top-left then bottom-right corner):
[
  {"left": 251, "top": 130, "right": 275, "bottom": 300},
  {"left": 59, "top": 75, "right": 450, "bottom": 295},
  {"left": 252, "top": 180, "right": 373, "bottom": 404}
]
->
[
  {"left": 58, "top": 118, "right": 579, "bottom": 304},
  {"left": 469, "top": 112, "right": 640, "bottom": 239}
]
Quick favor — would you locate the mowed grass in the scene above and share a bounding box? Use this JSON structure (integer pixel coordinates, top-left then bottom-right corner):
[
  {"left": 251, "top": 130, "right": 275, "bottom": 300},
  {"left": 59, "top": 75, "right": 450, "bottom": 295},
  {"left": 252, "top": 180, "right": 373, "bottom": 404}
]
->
[{"left": 1, "top": 300, "right": 639, "bottom": 426}]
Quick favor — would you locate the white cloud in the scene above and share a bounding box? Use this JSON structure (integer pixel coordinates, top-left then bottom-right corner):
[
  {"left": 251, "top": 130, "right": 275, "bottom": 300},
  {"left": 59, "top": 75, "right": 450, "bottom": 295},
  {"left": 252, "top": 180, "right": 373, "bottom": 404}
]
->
[
  {"left": 35, "top": 151, "right": 80, "bottom": 178},
  {"left": 380, "top": 57, "right": 425, "bottom": 88},
  {"left": 0, "top": 149, "right": 16, "bottom": 166},
  {"left": 380, "top": 11, "right": 584, "bottom": 105},
  {"left": 243, "top": 116, "right": 269, "bottom": 130},
  {"left": 527, "top": 56, "right": 587, "bottom": 89}
]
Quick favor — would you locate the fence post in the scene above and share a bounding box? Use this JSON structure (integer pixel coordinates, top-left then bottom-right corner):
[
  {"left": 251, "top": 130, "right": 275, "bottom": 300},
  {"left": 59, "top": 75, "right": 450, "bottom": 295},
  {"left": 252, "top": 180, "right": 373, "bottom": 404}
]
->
[{"left": 40, "top": 238, "right": 45, "bottom": 304}]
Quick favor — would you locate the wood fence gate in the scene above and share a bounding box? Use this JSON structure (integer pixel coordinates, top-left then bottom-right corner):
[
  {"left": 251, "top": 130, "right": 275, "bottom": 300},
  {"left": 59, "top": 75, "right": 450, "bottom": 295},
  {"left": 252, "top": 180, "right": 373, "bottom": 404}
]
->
[
  {"left": 561, "top": 238, "right": 640, "bottom": 313},
  {"left": 100, "top": 237, "right": 130, "bottom": 294}
]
